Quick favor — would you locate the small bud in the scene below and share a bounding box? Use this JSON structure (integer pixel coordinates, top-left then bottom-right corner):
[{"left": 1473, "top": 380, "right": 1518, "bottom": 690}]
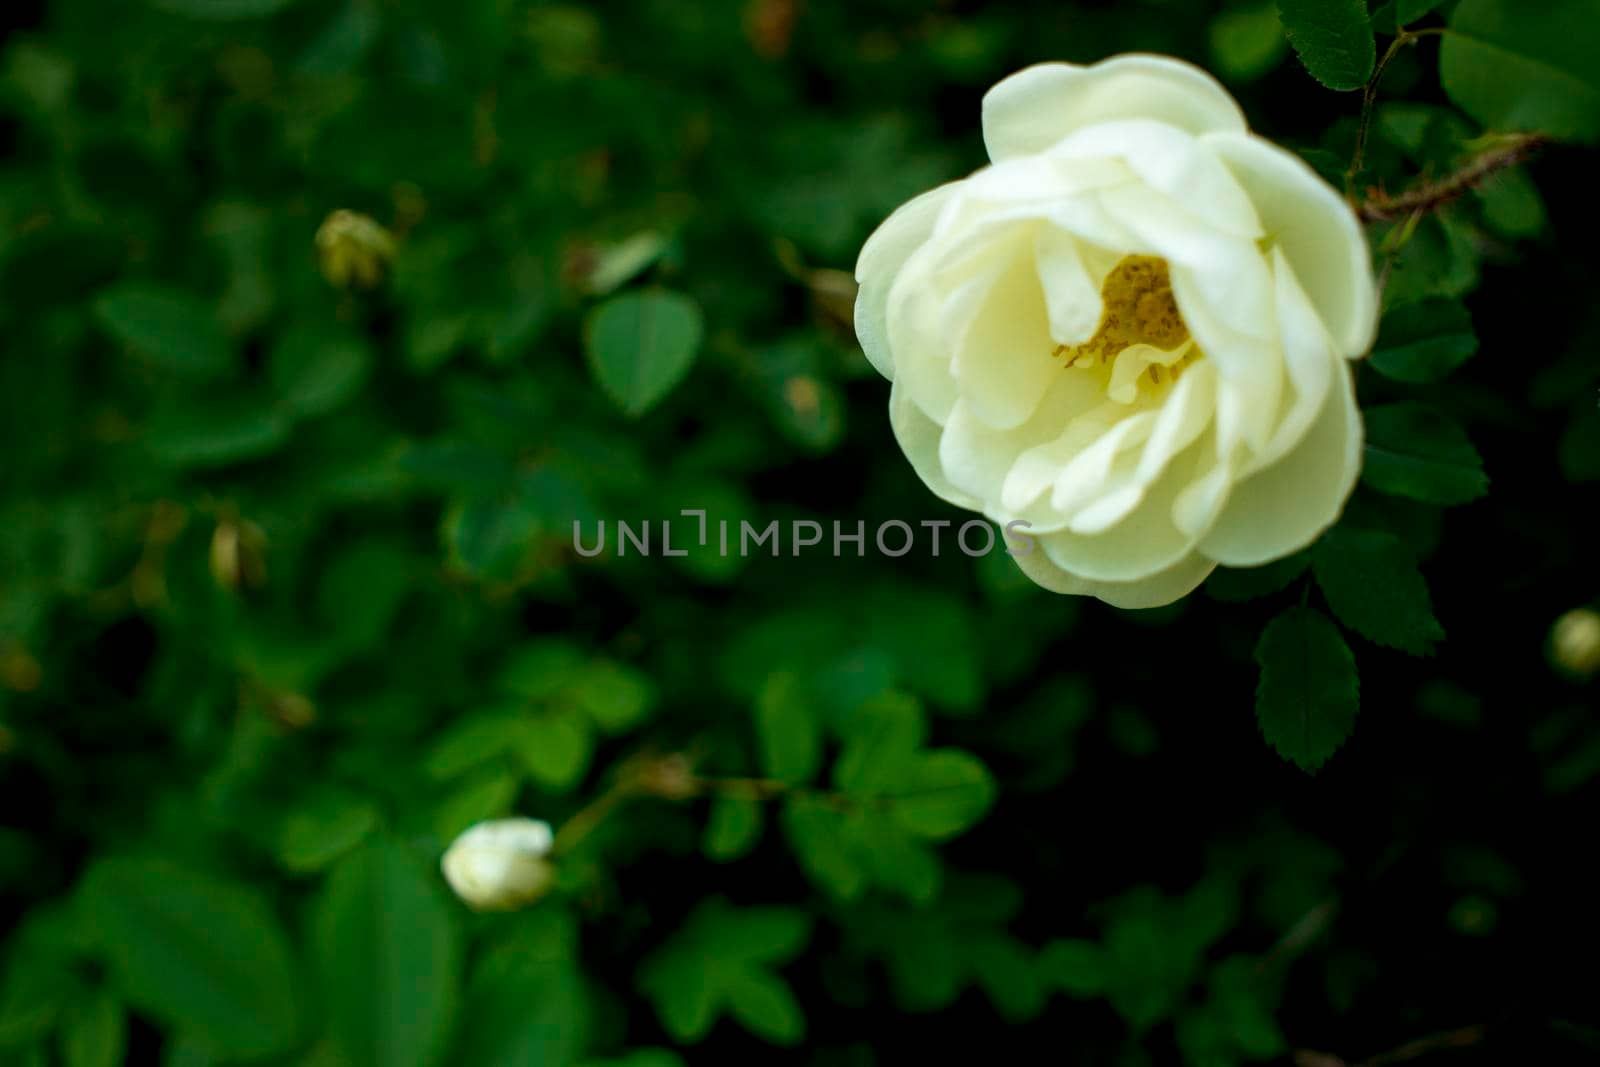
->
[
  {"left": 441, "top": 818, "right": 556, "bottom": 912},
  {"left": 1550, "top": 607, "right": 1600, "bottom": 678},
  {"left": 315, "top": 210, "right": 397, "bottom": 290}
]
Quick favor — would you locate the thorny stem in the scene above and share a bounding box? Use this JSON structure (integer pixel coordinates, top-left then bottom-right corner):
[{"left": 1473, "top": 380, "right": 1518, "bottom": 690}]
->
[
  {"left": 1295, "top": 1023, "right": 1489, "bottom": 1067},
  {"left": 1348, "top": 27, "right": 1450, "bottom": 194},
  {"left": 1358, "top": 133, "right": 1550, "bottom": 223}
]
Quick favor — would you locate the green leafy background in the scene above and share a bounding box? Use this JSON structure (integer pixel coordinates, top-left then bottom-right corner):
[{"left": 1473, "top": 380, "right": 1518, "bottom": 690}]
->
[{"left": 2, "top": 0, "right": 1598, "bottom": 1064}]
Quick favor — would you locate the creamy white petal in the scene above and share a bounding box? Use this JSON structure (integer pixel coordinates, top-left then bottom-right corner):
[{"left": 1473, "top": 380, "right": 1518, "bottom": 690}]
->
[
  {"left": 1043, "top": 435, "right": 1206, "bottom": 578},
  {"left": 1049, "top": 119, "right": 1262, "bottom": 239},
  {"left": 982, "top": 56, "right": 1247, "bottom": 162},
  {"left": 1034, "top": 224, "right": 1105, "bottom": 345},
  {"left": 941, "top": 371, "right": 1106, "bottom": 506},
  {"left": 1198, "top": 356, "right": 1362, "bottom": 566},
  {"left": 855, "top": 183, "right": 959, "bottom": 381},
  {"left": 1049, "top": 411, "right": 1157, "bottom": 517},
  {"left": 1013, "top": 546, "right": 1217, "bottom": 609},
  {"left": 1169, "top": 262, "right": 1281, "bottom": 452},
  {"left": 889, "top": 382, "right": 981, "bottom": 511},
  {"left": 1136, "top": 360, "right": 1217, "bottom": 482},
  {"left": 1204, "top": 130, "right": 1378, "bottom": 357},
  {"left": 1238, "top": 248, "right": 1336, "bottom": 476},
  {"left": 884, "top": 243, "right": 960, "bottom": 423},
  {"left": 950, "top": 251, "right": 1057, "bottom": 430}
]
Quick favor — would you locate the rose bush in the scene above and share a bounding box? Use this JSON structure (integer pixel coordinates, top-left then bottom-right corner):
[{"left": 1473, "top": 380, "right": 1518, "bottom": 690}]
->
[{"left": 856, "top": 55, "right": 1378, "bottom": 607}]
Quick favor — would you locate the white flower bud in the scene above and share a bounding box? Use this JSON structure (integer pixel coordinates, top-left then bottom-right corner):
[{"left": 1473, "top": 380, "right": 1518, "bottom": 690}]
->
[
  {"left": 440, "top": 818, "right": 556, "bottom": 911},
  {"left": 1550, "top": 608, "right": 1600, "bottom": 678}
]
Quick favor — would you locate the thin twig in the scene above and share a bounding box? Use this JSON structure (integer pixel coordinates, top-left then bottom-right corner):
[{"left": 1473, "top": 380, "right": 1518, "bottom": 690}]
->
[
  {"left": 1296, "top": 1023, "right": 1489, "bottom": 1067},
  {"left": 1359, "top": 134, "right": 1551, "bottom": 223},
  {"left": 1348, "top": 27, "right": 1451, "bottom": 194}
]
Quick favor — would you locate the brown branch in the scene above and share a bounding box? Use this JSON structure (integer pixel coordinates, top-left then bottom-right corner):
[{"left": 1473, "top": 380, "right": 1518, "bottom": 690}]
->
[
  {"left": 1358, "top": 134, "right": 1549, "bottom": 223},
  {"left": 1296, "top": 1023, "right": 1489, "bottom": 1067}
]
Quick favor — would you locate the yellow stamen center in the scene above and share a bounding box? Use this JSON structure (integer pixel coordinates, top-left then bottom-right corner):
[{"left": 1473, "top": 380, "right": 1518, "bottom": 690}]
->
[{"left": 1052, "top": 255, "right": 1200, "bottom": 395}]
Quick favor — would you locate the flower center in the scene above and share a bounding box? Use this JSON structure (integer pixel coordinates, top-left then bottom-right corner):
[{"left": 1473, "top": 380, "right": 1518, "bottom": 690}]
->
[{"left": 1052, "top": 255, "right": 1200, "bottom": 401}]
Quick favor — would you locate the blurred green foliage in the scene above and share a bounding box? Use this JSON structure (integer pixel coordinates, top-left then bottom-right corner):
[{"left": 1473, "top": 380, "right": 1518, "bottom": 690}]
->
[{"left": 3, "top": 0, "right": 1600, "bottom": 1065}]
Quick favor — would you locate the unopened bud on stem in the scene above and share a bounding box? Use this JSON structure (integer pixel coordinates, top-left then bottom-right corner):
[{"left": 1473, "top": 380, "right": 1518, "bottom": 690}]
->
[{"left": 441, "top": 818, "right": 556, "bottom": 911}]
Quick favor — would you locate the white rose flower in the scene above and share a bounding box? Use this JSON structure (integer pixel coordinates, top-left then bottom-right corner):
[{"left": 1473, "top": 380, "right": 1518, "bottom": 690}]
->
[
  {"left": 441, "top": 817, "right": 556, "bottom": 911},
  {"left": 856, "top": 55, "right": 1377, "bottom": 608}
]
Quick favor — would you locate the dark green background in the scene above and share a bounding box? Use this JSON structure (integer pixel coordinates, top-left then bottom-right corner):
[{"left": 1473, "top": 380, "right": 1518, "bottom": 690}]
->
[{"left": 2, "top": 0, "right": 1598, "bottom": 1064}]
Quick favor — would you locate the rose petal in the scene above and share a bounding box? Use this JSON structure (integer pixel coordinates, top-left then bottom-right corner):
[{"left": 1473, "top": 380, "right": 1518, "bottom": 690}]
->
[
  {"left": 1198, "top": 356, "right": 1361, "bottom": 566},
  {"left": 982, "top": 56, "right": 1247, "bottom": 162},
  {"left": 855, "top": 183, "right": 959, "bottom": 381},
  {"left": 949, "top": 248, "right": 1058, "bottom": 429},
  {"left": 1012, "top": 546, "right": 1216, "bottom": 609},
  {"left": 1204, "top": 130, "right": 1378, "bottom": 357},
  {"left": 1049, "top": 119, "right": 1262, "bottom": 239},
  {"left": 889, "top": 381, "right": 982, "bottom": 511}
]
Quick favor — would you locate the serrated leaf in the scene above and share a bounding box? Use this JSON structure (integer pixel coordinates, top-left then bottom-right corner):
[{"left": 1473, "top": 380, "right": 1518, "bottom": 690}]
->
[
  {"left": 1362, "top": 403, "right": 1488, "bottom": 505},
  {"left": 81, "top": 858, "right": 302, "bottom": 1059},
  {"left": 1255, "top": 606, "right": 1360, "bottom": 772},
  {"left": 1441, "top": 0, "right": 1600, "bottom": 143},
  {"left": 312, "top": 837, "right": 462, "bottom": 1067},
  {"left": 1369, "top": 299, "right": 1477, "bottom": 383},
  {"left": 1277, "top": 0, "right": 1375, "bottom": 91},
  {"left": 583, "top": 289, "right": 703, "bottom": 416},
  {"left": 93, "top": 282, "right": 233, "bottom": 378},
  {"left": 1313, "top": 527, "right": 1445, "bottom": 654}
]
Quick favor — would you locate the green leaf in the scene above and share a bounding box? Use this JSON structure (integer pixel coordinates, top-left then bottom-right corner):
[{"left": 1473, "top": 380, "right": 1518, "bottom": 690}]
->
[
  {"left": 570, "top": 660, "right": 655, "bottom": 734},
  {"left": 637, "top": 901, "right": 810, "bottom": 1046},
  {"left": 1368, "top": 299, "right": 1477, "bottom": 383},
  {"left": 93, "top": 282, "right": 232, "bottom": 379},
  {"left": 723, "top": 969, "right": 805, "bottom": 1044},
  {"left": 1038, "top": 939, "right": 1109, "bottom": 997},
  {"left": 268, "top": 325, "right": 373, "bottom": 419},
  {"left": 1209, "top": 4, "right": 1288, "bottom": 84},
  {"left": 703, "top": 796, "right": 763, "bottom": 861},
  {"left": 1254, "top": 606, "right": 1361, "bottom": 772},
  {"left": 1442, "top": 0, "right": 1600, "bottom": 143},
  {"left": 80, "top": 858, "right": 302, "bottom": 1059},
  {"left": 834, "top": 690, "right": 926, "bottom": 794},
  {"left": 448, "top": 959, "right": 585, "bottom": 1067},
  {"left": 312, "top": 837, "right": 463, "bottom": 1067},
  {"left": 513, "top": 707, "right": 595, "bottom": 793},
  {"left": 583, "top": 289, "right": 704, "bottom": 416},
  {"left": 59, "top": 990, "right": 126, "bottom": 1067},
  {"left": 276, "top": 788, "right": 381, "bottom": 873},
  {"left": 144, "top": 399, "right": 290, "bottom": 468},
  {"left": 781, "top": 796, "right": 867, "bottom": 901},
  {"left": 1372, "top": 0, "right": 1447, "bottom": 32},
  {"left": 1276, "top": 0, "right": 1375, "bottom": 91},
  {"left": 1313, "top": 527, "right": 1445, "bottom": 654},
  {"left": 754, "top": 671, "right": 821, "bottom": 783},
  {"left": 886, "top": 750, "right": 997, "bottom": 841},
  {"left": 1362, "top": 403, "right": 1489, "bottom": 505}
]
